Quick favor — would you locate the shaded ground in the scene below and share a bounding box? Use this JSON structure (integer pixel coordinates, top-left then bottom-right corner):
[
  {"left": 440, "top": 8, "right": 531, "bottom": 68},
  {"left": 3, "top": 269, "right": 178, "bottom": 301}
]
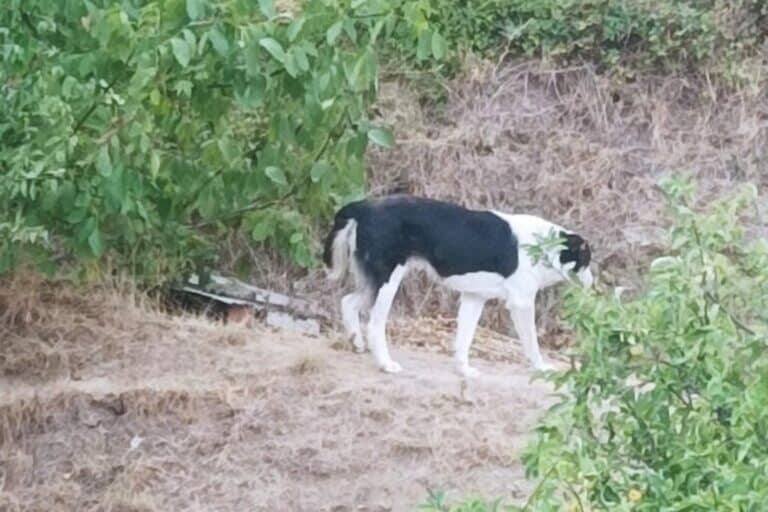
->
[{"left": 0, "top": 282, "right": 561, "bottom": 511}]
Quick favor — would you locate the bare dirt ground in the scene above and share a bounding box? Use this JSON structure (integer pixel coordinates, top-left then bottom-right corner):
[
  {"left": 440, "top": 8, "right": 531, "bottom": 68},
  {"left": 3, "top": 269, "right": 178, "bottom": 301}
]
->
[{"left": 0, "top": 280, "right": 563, "bottom": 511}]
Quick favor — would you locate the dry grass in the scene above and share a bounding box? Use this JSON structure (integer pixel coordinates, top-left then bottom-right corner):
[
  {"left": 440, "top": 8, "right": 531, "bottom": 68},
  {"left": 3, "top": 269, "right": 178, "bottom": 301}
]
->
[
  {"left": 231, "top": 58, "right": 767, "bottom": 341},
  {"left": 364, "top": 60, "right": 767, "bottom": 332},
  {"left": 0, "top": 276, "right": 560, "bottom": 511}
]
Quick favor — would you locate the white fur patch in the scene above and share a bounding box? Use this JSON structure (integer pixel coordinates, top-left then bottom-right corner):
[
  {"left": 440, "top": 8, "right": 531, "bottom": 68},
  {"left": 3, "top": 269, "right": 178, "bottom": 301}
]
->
[{"left": 327, "top": 219, "right": 356, "bottom": 281}]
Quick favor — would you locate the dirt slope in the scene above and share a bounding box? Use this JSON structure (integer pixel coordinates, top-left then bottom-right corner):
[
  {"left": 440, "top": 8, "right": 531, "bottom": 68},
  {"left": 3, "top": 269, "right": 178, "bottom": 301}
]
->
[{"left": 0, "top": 285, "right": 561, "bottom": 511}]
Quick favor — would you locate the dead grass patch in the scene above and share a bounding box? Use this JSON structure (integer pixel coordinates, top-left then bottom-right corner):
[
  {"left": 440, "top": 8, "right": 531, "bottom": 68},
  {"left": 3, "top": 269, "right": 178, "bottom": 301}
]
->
[
  {"left": 1, "top": 277, "right": 557, "bottom": 510},
  {"left": 228, "top": 59, "right": 767, "bottom": 340}
]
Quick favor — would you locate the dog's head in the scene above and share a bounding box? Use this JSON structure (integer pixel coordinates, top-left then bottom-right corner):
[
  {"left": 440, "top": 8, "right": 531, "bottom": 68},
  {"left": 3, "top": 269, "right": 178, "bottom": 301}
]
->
[{"left": 558, "top": 232, "right": 593, "bottom": 288}]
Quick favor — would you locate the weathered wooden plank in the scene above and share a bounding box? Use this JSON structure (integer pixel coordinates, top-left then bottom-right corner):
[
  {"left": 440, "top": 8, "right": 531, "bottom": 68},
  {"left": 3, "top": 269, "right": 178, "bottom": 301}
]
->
[{"left": 175, "top": 273, "right": 327, "bottom": 336}]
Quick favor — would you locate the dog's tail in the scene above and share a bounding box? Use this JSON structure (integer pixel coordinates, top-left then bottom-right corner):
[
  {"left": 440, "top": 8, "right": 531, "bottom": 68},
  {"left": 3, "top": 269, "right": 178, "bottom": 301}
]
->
[{"left": 322, "top": 203, "right": 361, "bottom": 281}]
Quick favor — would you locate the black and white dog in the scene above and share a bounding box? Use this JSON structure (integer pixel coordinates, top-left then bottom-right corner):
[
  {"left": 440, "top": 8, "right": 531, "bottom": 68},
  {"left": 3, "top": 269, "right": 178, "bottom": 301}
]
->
[{"left": 323, "top": 196, "right": 593, "bottom": 376}]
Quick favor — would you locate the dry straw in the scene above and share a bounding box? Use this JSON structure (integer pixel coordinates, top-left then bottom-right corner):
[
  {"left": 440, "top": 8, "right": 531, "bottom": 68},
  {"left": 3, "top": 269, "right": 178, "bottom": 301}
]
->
[{"left": 242, "top": 58, "right": 767, "bottom": 341}]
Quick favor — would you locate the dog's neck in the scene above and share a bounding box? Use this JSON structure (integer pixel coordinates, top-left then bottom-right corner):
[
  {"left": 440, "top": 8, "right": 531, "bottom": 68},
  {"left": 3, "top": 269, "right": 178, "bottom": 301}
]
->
[{"left": 492, "top": 211, "right": 575, "bottom": 287}]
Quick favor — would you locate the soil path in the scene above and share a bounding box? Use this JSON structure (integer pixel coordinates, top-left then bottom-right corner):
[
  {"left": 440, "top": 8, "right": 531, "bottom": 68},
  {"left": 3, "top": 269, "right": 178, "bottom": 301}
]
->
[{"left": 1, "top": 306, "right": 561, "bottom": 511}]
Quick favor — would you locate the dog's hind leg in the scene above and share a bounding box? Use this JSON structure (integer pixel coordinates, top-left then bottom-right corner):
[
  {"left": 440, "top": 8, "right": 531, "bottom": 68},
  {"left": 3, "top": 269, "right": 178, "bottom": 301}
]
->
[
  {"left": 367, "top": 264, "right": 408, "bottom": 373},
  {"left": 341, "top": 292, "right": 368, "bottom": 352}
]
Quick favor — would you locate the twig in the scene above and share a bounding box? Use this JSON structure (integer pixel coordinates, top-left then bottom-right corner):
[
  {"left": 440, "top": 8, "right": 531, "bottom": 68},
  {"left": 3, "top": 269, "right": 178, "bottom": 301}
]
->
[
  {"left": 72, "top": 49, "right": 135, "bottom": 135},
  {"left": 181, "top": 167, "right": 225, "bottom": 211},
  {"left": 20, "top": 11, "right": 39, "bottom": 37},
  {"left": 192, "top": 108, "right": 349, "bottom": 228},
  {"left": 521, "top": 464, "right": 557, "bottom": 511},
  {"left": 704, "top": 291, "right": 756, "bottom": 336},
  {"left": 565, "top": 482, "right": 585, "bottom": 512}
]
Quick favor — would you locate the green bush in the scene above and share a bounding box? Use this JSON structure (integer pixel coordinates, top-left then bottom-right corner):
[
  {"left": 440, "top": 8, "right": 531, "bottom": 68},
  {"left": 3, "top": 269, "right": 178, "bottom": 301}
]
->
[
  {"left": 420, "top": 178, "right": 768, "bottom": 511},
  {"left": 501, "top": 0, "right": 718, "bottom": 68},
  {"left": 0, "top": 0, "right": 443, "bottom": 282},
  {"left": 527, "top": 178, "right": 767, "bottom": 510},
  {"left": 395, "top": 0, "right": 767, "bottom": 82}
]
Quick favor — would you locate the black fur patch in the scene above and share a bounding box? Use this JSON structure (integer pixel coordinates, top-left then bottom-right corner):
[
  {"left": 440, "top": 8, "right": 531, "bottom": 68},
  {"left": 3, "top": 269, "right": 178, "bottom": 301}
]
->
[
  {"left": 558, "top": 232, "right": 591, "bottom": 272},
  {"left": 328, "top": 196, "right": 519, "bottom": 291}
]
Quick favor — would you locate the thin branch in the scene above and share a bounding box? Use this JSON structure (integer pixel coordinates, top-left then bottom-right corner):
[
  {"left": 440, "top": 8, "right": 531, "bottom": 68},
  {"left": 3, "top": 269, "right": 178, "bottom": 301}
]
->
[
  {"left": 192, "top": 108, "right": 350, "bottom": 229},
  {"left": 193, "top": 187, "right": 295, "bottom": 229},
  {"left": 20, "top": 11, "right": 39, "bottom": 37},
  {"left": 181, "top": 167, "right": 225, "bottom": 211},
  {"left": 522, "top": 464, "right": 558, "bottom": 511},
  {"left": 565, "top": 482, "right": 585, "bottom": 512},
  {"left": 72, "top": 49, "right": 135, "bottom": 135},
  {"left": 704, "top": 291, "right": 756, "bottom": 335}
]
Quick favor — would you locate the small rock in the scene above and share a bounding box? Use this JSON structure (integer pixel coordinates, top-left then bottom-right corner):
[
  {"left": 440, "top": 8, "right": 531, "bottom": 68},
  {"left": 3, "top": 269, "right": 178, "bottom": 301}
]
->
[
  {"left": 266, "top": 310, "right": 320, "bottom": 337},
  {"left": 130, "top": 435, "right": 144, "bottom": 450}
]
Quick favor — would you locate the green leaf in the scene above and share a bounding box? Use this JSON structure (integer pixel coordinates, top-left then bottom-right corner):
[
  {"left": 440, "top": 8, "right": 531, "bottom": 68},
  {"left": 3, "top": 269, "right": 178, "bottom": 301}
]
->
[
  {"left": 208, "top": 27, "right": 229, "bottom": 56},
  {"left": 149, "top": 89, "right": 162, "bottom": 105},
  {"left": 171, "top": 37, "right": 192, "bottom": 67},
  {"left": 258, "top": 0, "right": 276, "bottom": 18},
  {"left": 251, "top": 219, "right": 274, "bottom": 242},
  {"left": 283, "top": 51, "right": 299, "bottom": 77},
  {"left": 130, "top": 66, "right": 158, "bottom": 89},
  {"left": 265, "top": 166, "right": 288, "bottom": 186},
  {"left": 66, "top": 208, "right": 88, "bottom": 224},
  {"left": 327, "top": 21, "right": 343, "bottom": 45},
  {"left": 182, "top": 29, "right": 197, "bottom": 51},
  {"left": 240, "top": 87, "right": 262, "bottom": 108},
  {"left": 367, "top": 127, "right": 394, "bottom": 148},
  {"left": 217, "top": 137, "right": 239, "bottom": 163},
  {"left": 236, "top": 77, "right": 266, "bottom": 107},
  {"left": 186, "top": 0, "right": 205, "bottom": 20},
  {"left": 150, "top": 151, "right": 161, "bottom": 178},
  {"left": 343, "top": 18, "right": 357, "bottom": 43},
  {"left": 370, "top": 18, "right": 385, "bottom": 43},
  {"left": 259, "top": 37, "right": 286, "bottom": 64},
  {"left": 310, "top": 161, "right": 332, "bottom": 182},
  {"left": 174, "top": 79, "right": 193, "bottom": 97},
  {"left": 294, "top": 46, "right": 309, "bottom": 72},
  {"left": 105, "top": 166, "right": 125, "bottom": 208},
  {"left": 431, "top": 31, "right": 447, "bottom": 60},
  {"left": 96, "top": 146, "right": 112, "bottom": 175},
  {"left": 417, "top": 30, "right": 432, "bottom": 61},
  {"left": 244, "top": 41, "right": 262, "bottom": 76},
  {"left": 88, "top": 225, "right": 105, "bottom": 257},
  {"left": 287, "top": 18, "right": 306, "bottom": 42},
  {"left": 62, "top": 76, "right": 78, "bottom": 98}
]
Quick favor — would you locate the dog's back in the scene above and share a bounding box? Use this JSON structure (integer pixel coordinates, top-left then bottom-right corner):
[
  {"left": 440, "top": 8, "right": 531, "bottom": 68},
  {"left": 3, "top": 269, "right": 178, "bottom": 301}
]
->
[{"left": 324, "top": 195, "right": 519, "bottom": 291}]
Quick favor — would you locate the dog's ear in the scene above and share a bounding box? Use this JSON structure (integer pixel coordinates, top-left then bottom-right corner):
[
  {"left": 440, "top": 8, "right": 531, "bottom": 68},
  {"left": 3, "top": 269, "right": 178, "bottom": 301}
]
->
[{"left": 559, "top": 232, "right": 591, "bottom": 271}]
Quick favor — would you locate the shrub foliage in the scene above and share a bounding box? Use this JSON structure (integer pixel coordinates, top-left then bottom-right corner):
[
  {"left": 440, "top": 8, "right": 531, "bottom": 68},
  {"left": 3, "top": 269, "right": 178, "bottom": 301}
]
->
[
  {"left": 0, "top": 0, "right": 446, "bottom": 280},
  {"left": 521, "top": 178, "right": 768, "bottom": 510},
  {"left": 428, "top": 0, "right": 767, "bottom": 78}
]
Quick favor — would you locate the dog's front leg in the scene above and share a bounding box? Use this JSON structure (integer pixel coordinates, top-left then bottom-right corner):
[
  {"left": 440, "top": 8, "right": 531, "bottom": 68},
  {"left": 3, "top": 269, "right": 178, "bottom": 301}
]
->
[
  {"left": 508, "top": 299, "right": 553, "bottom": 372},
  {"left": 454, "top": 293, "right": 485, "bottom": 378}
]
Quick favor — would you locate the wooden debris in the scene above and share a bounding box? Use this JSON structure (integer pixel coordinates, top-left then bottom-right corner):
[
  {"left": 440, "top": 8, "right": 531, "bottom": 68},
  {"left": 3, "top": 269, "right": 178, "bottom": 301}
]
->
[{"left": 174, "top": 273, "right": 324, "bottom": 336}]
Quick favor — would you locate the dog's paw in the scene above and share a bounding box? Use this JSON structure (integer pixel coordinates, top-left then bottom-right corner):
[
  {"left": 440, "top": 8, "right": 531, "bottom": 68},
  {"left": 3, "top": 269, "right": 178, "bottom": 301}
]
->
[
  {"left": 534, "top": 361, "right": 555, "bottom": 372},
  {"left": 351, "top": 336, "right": 366, "bottom": 353},
  {"left": 381, "top": 360, "right": 403, "bottom": 374},
  {"left": 456, "top": 363, "right": 480, "bottom": 378}
]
